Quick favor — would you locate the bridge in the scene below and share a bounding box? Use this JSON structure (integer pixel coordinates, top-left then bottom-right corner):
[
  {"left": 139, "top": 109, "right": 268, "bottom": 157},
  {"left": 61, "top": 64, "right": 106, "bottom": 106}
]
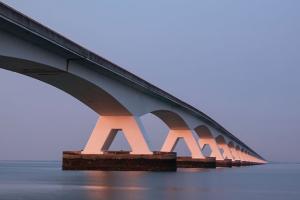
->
[{"left": 0, "top": 2, "right": 266, "bottom": 171}]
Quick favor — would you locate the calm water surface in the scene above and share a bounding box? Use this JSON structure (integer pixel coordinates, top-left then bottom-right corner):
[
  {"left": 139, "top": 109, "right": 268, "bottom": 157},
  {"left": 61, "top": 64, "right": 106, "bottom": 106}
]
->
[{"left": 0, "top": 161, "right": 299, "bottom": 200}]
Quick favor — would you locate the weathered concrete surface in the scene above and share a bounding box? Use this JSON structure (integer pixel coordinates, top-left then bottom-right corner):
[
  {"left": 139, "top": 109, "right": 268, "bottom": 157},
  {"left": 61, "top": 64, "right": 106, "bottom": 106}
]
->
[
  {"left": 176, "top": 157, "right": 216, "bottom": 168},
  {"left": 62, "top": 151, "right": 177, "bottom": 171},
  {"left": 216, "top": 159, "right": 232, "bottom": 167}
]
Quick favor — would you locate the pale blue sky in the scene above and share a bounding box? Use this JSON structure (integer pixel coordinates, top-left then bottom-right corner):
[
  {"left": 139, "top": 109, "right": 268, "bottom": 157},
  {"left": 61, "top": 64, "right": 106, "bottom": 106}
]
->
[{"left": 0, "top": 0, "right": 299, "bottom": 162}]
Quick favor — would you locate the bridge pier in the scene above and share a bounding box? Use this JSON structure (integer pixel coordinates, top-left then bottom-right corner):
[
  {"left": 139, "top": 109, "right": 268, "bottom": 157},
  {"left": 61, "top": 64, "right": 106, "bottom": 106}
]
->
[
  {"left": 161, "top": 129, "right": 205, "bottom": 159},
  {"left": 63, "top": 151, "right": 177, "bottom": 171},
  {"left": 63, "top": 115, "right": 262, "bottom": 170},
  {"left": 63, "top": 116, "right": 179, "bottom": 171},
  {"left": 232, "top": 160, "right": 242, "bottom": 167},
  {"left": 215, "top": 135, "right": 234, "bottom": 161},
  {"left": 216, "top": 159, "right": 233, "bottom": 167},
  {"left": 195, "top": 126, "right": 224, "bottom": 161},
  {"left": 82, "top": 116, "right": 152, "bottom": 155},
  {"left": 176, "top": 157, "right": 216, "bottom": 168}
]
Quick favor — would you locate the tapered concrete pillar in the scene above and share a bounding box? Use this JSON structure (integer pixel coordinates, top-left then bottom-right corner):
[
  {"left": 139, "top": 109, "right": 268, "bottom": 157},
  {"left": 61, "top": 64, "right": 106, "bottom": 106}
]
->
[
  {"left": 245, "top": 152, "right": 252, "bottom": 162},
  {"left": 200, "top": 142, "right": 224, "bottom": 160},
  {"left": 247, "top": 152, "right": 256, "bottom": 163},
  {"left": 82, "top": 116, "right": 152, "bottom": 155},
  {"left": 261, "top": 159, "right": 268, "bottom": 164},
  {"left": 246, "top": 152, "right": 253, "bottom": 162},
  {"left": 243, "top": 153, "right": 249, "bottom": 162},
  {"left": 219, "top": 143, "right": 233, "bottom": 160},
  {"left": 161, "top": 130, "right": 205, "bottom": 159},
  {"left": 252, "top": 156, "right": 258, "bottom": 163},
  {"left": 257, "top": 157, "right": 266, "bottom": 164},
  {"left": 195, "top": 126, "right": 224, "bottom": 161},
  {"left": 236, "top": 147, "right": 244, "bottom": 161},
  {"left": 240, "top": 149, "right": 248, "bottom": 162},
  {"left": 232, "top": 148, "right": 241, "bottom": 161},
  {"left": 251, "top": 155, "right": 259, "bottom": 163},
  {"left": 239, "top": 149, "right": 245, "bottom": 161},
  {"left": 215, "top": 136, "right": 233, "bottom": 160},
  {"left": 228, "top": 142, "right": 239, "bottom": 161}
]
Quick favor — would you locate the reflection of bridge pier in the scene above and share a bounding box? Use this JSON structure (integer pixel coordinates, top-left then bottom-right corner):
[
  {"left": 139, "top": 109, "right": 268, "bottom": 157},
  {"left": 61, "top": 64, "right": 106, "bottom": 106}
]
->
[{"left": 0, "top": 2, "right": 267, "bottom": 171}]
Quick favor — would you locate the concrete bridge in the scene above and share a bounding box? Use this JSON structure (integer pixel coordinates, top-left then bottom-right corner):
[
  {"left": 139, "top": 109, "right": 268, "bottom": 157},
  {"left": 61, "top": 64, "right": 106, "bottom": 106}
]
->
[{"left": 0, "top": 2, "right": 266, "bottom": 170}]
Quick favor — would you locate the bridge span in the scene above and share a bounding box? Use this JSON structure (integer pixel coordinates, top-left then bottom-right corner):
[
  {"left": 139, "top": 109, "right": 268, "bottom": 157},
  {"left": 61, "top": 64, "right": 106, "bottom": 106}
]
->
[{"left": 0, "top": 2, "right": 266, "bottom": 170}]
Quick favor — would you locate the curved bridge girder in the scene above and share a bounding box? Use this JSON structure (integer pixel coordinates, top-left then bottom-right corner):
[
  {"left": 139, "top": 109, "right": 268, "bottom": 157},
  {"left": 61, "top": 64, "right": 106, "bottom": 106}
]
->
[{"left": 0, "top": 56, "right": 130, "bottom": 116}]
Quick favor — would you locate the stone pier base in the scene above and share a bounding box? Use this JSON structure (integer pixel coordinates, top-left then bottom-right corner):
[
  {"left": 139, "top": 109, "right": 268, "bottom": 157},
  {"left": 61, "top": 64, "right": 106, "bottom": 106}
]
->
[
  {"left": 241, "top": 161, "right": 250, "bottom": 166},
  {"left": 216, "top": 159, "right": 232, "bottom": 167},
  {"left": 232, "top": 160, "right": 242, "bottom": 167},
  {"left": 176, "top": 157, "right": 216, "bottom": 168},
  {"left": 241, "top": 161, "right": 261, "bottom": 166},
  {"left": 62, "top": 151, "right": 177, "bottom": 171}
]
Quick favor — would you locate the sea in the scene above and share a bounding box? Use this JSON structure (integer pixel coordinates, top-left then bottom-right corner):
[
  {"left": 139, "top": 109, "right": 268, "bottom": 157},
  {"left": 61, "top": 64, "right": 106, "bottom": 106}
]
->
[{"left": 0, "top": 161, "right": 299, "bottom": 200}]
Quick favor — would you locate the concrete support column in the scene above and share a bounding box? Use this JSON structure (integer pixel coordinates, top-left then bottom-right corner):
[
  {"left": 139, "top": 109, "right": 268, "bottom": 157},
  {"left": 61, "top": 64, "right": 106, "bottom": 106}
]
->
[
  {"left": 236, "top": 149, "right": 245, "bottom": 161},
  {"left": 229, "top": 145, "right": 240, "bottom": 161},
  {"left": 248, "top": 153, "right": 256, "bottom": 163},
  {"left": 240, "top": 150, "right": 249, "bottom": 162},
  {"left": 246, "top": 153, "right": 253, "bottom": 162},
  {"left": 215, "top": 136, "right": 233, "bottom": 160},
  {"left": 161, "top": 130, "right": 205, "bottom": 159},
  {"left": 247, "top": 152, "right": 253, "bottom": 162},
  {"left": 236, "top": 149, "right": 243, "bottom": 161},
  {"left": 244, "top": 152, "right": 251, "bottom": 162},
  {"left": 251, "top": 155, "right": 259, "bottom": 163},
  {"left": 258, "top": 158, "right": 266, "bottom": 164},
  {"left": 198, "top": 138, "right": 224, "bottom": 161},
  {"left": 82, "top": 116, "right": 152, "bottom": 155},
  {"left": 252, "top": 156, "right": 258, "bottom": 163},
  {"left": 239, "top": 150, "right": 245, "bottom": 161},
  {"left": 219, "top": 143, "right": 233, "bottom": 160},
  {"left": 194, "top": 126, "right": 224, "bottom": 161}
]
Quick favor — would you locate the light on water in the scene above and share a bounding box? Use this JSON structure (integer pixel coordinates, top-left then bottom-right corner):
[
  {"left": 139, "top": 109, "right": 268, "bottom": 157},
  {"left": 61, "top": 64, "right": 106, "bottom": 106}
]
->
[{"left": 0, "top": 161, "right": 299, "bottom": 200}]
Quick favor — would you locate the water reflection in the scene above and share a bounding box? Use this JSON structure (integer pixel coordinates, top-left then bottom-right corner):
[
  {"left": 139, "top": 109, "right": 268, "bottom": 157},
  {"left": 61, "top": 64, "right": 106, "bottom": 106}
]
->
[
  {"left": 83, "top": 171, "right": 150, "bottom": 200},
  {"left": 1, "top": 161, "right": 300, "bottom": 200},
  {"left": 80, "top": 168, "right": 223, "bottom": 200}
]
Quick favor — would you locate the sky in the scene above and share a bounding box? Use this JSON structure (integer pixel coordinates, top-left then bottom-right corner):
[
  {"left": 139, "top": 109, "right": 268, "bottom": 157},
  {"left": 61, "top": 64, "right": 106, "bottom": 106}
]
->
[{"left": 0, "top": 0, "right": 299, "bottom": 162}]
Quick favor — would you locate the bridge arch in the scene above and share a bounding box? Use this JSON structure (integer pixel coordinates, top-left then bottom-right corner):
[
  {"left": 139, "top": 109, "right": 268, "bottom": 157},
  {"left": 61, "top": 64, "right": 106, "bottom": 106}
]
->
[
  {"left": 150, "top": 110, "right": 189, "bottom": 130},
  {"left": 0, "top": 56, "right": 155, "bottom": 155},
  {"left": 0, "top": 56, "right": 130, "bottom": 116}
]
